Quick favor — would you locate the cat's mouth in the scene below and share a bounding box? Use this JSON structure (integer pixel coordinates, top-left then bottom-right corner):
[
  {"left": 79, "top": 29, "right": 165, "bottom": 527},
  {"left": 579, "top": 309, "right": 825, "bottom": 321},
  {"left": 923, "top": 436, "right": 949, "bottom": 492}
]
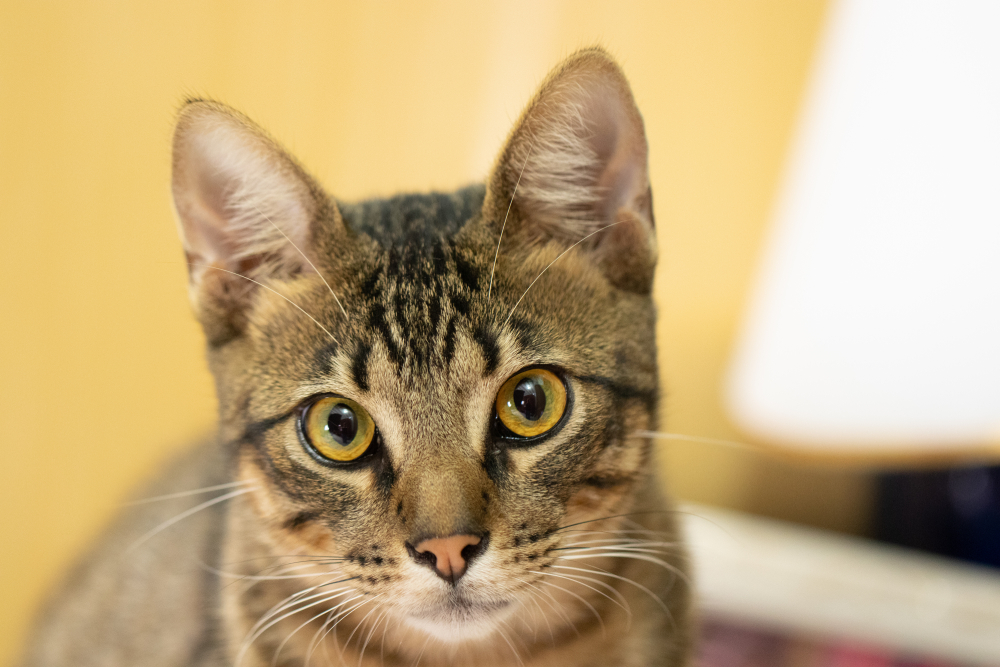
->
[{"left": 404, "top": 594, "right": 512, "bottom": 642}]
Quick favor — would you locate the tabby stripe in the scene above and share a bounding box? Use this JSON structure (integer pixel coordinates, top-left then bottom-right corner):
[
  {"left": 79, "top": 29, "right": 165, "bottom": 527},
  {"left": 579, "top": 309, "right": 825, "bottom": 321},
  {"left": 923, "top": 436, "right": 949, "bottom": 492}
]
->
[
  {"left": 351, "top": 342, "right": 372, "bottom": 391},
  {"left": 367, "top": 303, "right": 403, "bottom": 368},
  {"left": 441, "top": 316, "right": 458, "bottom": 366},
  {"left": 473, "top": 324, "right": 501, "bottom": 375},
  {"left": 453, "top": 252, "right": 480, "bottom": 292}
]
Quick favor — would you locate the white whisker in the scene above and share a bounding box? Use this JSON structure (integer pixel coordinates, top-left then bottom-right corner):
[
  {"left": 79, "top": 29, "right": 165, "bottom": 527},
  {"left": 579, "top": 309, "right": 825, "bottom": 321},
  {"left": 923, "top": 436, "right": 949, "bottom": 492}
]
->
[
  {"left": 358, "top": 604, "right": 391, "bottom": 667},
  {"left": 342, "top": 596, "right": 385, "bottom": 661},
  {"left": 271, "top": 590, "right": 359, "bottom": 667},
  {"left": 250, "top": 202, "right": 349, "bottom": 319},
  {"left": 124, "top": 480, "right": 251, "bottom": 506},
  {"left": 189, "top": 263, "right": 339, "bottom": 345},
  {"left": 126, "top": 487, "right": 254, "bottom": 554},
  {"left": 495, "top": 622, "right": 525, "bottom": 667},
  {"left": 518, "top": 578, "right": 580, "bottom": 638},
  {"left": 309, "top": 593, "right": 369, "bottom": 665},
  {"left": 503, "top": 220, "right": 626, "bottom": 327},
  {"left": 550, "top": 562, "right": 674, "bottom": 620},
  {"left": 239, "top": 585, "right": 355, "bottom": 667},
  {"left": 488, "top": 138, "right": 534, "bottom": 301},
  {"left": 630, "top": 429, "right": 754, "bottom": 451},
  {"left": 537, "top": 577, "right": 606, "bottom": 638},
  {"left": 557, "top": 552, "right": 689, "bottom": 588}
]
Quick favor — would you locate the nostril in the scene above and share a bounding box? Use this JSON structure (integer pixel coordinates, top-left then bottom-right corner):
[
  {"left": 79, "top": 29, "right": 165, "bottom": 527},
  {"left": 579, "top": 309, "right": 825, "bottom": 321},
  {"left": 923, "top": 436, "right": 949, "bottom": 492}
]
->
[
  {"left": 405, "top": 542, "right": 437, "bottom": 569},
  {"left": 461, "top": 532, "right": 489, "bottom": 566}
]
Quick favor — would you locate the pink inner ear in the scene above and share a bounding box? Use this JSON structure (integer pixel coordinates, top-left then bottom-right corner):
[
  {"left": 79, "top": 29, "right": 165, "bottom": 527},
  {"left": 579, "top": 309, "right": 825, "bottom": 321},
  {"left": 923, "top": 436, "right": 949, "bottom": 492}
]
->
[
  {"left": 504, "top": 54, "right": 651, "bottom": 242},
  {"left": 588, "top": 91, "right": 649, "bottom": 223},
  {"left": 171, "top": 102, "right": 319, "bottom": 285}
]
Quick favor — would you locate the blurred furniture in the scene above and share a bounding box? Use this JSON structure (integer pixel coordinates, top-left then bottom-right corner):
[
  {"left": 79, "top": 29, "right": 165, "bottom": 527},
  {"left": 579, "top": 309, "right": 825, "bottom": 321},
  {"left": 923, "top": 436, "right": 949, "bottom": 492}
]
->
[{"left": 685, "top": 503, "right": 1000, "bottom": 666}]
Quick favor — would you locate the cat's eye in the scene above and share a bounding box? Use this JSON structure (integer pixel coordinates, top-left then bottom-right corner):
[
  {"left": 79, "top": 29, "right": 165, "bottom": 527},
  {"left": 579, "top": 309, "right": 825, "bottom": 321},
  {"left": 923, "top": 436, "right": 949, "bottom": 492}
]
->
[
  {"left": 495, "top": 368, "right": 568, "bottom": 438},
  {"left": 301, "top": 396, "right": 375, "bottom": 462}
]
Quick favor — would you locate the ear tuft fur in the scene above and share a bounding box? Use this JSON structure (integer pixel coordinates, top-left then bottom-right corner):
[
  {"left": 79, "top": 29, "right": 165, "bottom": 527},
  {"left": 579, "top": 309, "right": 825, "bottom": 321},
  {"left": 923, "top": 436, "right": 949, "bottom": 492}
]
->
[
  {"left": 172, "top": 101, "right": 322, "bottom": 287},
  {"left": 171, "top": 101, "right": 329, "bottom": 339},
  {"left": 490, "top": 48, "right": 652, "bottom": 238},
  {"left": 486, "top": 47, "right": 657, "bottom": 292}
]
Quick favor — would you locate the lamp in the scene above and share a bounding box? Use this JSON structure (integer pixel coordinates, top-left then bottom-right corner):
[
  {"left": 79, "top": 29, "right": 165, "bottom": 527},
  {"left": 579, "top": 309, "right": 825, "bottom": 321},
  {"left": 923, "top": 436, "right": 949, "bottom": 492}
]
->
[{"left": 727, "top": 0, "right": 1000, "bottom": 459}]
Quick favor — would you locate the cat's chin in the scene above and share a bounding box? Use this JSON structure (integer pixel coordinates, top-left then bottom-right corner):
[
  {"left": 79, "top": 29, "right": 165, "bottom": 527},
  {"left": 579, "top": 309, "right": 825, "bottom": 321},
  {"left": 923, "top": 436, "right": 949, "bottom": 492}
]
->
[{"left": 403, "top": 600, "right": 512, "bottom": 643}]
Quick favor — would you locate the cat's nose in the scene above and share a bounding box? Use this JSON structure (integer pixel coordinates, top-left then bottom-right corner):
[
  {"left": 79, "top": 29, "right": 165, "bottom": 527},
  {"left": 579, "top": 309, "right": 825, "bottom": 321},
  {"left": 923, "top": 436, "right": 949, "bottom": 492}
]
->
[{"left": 407, "top": 533, "right": 487, "bottom": 584}]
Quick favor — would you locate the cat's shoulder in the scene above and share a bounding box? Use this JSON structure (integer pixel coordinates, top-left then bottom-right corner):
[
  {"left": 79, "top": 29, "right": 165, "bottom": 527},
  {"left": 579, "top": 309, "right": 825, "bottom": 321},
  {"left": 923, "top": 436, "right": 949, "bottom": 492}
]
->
[{"left": 18, "top": 440, "right": 230, "bottom": 667}]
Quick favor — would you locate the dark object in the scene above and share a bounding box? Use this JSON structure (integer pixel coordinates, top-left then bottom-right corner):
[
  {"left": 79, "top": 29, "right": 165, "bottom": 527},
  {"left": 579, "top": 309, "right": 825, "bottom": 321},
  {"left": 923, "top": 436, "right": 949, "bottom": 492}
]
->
[{"left": 874, "top": 465, "right": 1000, "bottom": 568}]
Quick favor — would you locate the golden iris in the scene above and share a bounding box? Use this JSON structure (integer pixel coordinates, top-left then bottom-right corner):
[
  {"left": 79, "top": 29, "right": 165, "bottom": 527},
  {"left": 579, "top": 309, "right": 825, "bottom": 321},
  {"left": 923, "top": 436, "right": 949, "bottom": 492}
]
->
[
  {"left": 303, "top": 396, "right": 375, "bottom": 462},
  {"left": 495, "top": 368, "right": 567, "bottom": 437}
]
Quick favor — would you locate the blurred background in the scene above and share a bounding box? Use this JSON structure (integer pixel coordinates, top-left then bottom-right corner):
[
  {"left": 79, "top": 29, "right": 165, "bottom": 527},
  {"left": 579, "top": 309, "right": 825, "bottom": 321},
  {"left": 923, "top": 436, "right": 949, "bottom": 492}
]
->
[{"left": 2, "top": 1, "right": 998, "bottom": 666}]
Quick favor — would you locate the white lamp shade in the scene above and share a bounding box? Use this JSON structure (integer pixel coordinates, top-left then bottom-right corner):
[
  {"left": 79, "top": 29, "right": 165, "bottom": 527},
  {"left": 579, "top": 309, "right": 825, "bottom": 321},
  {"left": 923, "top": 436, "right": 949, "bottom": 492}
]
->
[{"left": 727, "top": 0, "right": 1000, "bottom": 456}]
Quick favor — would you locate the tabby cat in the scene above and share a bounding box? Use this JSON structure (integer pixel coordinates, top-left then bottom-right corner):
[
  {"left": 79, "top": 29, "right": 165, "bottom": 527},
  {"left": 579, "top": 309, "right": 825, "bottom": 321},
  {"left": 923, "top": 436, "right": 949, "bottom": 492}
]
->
[{"left": 20, "top": 47, "right": 691, "bottom": 667}]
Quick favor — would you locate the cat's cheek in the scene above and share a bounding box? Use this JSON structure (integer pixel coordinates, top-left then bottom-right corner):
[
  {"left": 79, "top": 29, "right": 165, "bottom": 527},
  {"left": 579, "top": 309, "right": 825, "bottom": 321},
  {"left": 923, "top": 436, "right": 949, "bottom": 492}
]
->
[{"left": 235, "top": 449, "right": 340, "bottom": 555}]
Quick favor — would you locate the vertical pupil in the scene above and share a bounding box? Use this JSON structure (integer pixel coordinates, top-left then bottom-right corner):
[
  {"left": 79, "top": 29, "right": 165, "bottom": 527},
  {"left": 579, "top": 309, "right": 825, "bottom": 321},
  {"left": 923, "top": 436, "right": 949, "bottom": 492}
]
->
[
  {"left": 325, "top": 404, "right": 358, "bottom": 445},
  {"left": 513, "top": 377, "right": 546, "bottom": 421}
]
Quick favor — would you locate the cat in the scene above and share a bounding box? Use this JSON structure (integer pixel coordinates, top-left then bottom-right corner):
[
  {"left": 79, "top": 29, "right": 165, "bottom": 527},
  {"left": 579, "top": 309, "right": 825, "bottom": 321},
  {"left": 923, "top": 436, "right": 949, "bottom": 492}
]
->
[{"left": 19, "top": 47, "right": 692, "bottom": 667}]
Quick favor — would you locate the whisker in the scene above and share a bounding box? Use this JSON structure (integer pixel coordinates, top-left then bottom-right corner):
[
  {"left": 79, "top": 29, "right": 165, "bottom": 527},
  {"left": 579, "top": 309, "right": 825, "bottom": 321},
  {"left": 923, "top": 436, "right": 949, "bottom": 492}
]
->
[
  {"left": 488, "top": 137, "right": 535, "bottom": 301},
  {"left": 550, "top": 562, "right": 675, "bottom": 620},
  {"left": 342, "top": 596, "right": 386, "bottom": 661},
  {"left": 503, "top": 220, "right": 627, "bottom": 327},
  {"left": 358, "top": 604, "right": 391, "bottom": 667},
  {"left": 537, "top": 577, "right": 606, "bottom": 639},
  {"left": 231, "top": 559, "right": 345, "bottom": 596},
  {"left": 510, "top": 579, "right": 546, "bottom": 643},
  {"left": 553, "top": 510, "right": 674, "bottom": 534},
  {"left": 126, "top": 487, "right": 254, "bottom": 554},
  {"left": 410, "top": 632, "right": 433, "bottom": 667},
  {"left": 124, "top": 480, "right": 251, "bottom": 506},
  {"left": 244, "top": 576, "right": 357, "bottom": 650},
  {"left": 250, "top": 202, "right": 349, "bottom": 319},
  {"left": 558, "top": 527, "right": 675, "bottom": 540},
  {"left": 630, "top": 429, "right": 754, "bottom": 451},
  {"left": 518, "top": 578, "right": 581, "bottom": 638},
  {"left": 557, "top": 552, "right": 690, "bottom": 589},
  {"left": 239, "top": 585, "right": 356, "bottom": 667},
  {"left": 271, "top": 590, "right": 360, "bottom": 667},
  {"left": 556, "top": 543, "right": 678, "bottom": 556},
  {"left": 494, "top": 623, "right": 525, "bottom": 667},
  {"left": 535, "top": 569, "right": 632, "bottom": 628},
  {"left": 203, "top": 559, "right": 335, "bottom": 584},
  {"left": 310, "top": 593, "right": 370, "bottom": 665},
  {"left": 557, "top": 537, "right": 678, "bottom": 549},
  {"left": 187, "top": 263, "right": 339, "bottom": 345}
]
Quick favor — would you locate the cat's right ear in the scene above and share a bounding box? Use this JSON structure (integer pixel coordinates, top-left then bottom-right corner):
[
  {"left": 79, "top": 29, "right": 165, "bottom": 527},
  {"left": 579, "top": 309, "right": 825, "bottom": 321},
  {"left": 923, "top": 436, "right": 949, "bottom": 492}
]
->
[{"left": 171, "top": 100, "right": 332, "bottom": 342}]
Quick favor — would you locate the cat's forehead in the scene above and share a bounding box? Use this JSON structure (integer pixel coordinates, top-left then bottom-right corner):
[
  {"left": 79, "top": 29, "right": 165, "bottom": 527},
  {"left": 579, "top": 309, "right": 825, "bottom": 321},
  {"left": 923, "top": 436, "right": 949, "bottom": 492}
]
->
[{"left": 338, "top": 184, "right": 485, "bottom": 246}]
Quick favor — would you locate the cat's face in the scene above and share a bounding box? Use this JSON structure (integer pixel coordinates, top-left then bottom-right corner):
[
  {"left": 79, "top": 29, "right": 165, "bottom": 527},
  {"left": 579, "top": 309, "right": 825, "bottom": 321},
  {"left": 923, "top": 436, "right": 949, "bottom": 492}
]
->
[{"left": 172, "top": 49, "right": 662, "bottom": 643}]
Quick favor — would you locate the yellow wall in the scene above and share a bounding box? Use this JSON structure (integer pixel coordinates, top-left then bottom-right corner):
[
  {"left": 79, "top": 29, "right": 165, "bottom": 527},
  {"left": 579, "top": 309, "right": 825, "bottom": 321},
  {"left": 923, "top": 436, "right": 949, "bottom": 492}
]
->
[{"left": 0, "top": 1, "right": 860, "bottom": 662}]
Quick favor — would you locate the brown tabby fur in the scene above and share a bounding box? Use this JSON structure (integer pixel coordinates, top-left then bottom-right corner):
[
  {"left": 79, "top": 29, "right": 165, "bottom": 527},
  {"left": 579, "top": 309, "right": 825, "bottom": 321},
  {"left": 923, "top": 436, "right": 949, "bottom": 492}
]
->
[{"left": 20, "top": 48, "right": 691, "bottom": 666}]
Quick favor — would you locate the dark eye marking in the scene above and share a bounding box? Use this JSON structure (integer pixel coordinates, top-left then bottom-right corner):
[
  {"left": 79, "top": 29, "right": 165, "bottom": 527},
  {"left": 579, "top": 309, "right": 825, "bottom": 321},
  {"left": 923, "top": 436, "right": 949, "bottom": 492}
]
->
[
  {"left": 350, "top": 342, "right": 372, "bottom": 391},
  {"left": 581, "top": 473, "right": 633, "bottom": 489},
  {"left": 239, "top": 409, "right": 298, "bottom": 448},
  {"left": 574, "top": 374, "right": 657, "bottom": 407},
  {"left": 282, "top": 512, "right": 317, "bottom": 531}
]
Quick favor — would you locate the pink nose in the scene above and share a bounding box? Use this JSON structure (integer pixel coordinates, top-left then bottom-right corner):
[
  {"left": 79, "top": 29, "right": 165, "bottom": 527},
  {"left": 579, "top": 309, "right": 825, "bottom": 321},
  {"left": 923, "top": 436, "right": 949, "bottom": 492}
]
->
[{"left": 412, "top": 534, "right": 482, "bottom": 582}]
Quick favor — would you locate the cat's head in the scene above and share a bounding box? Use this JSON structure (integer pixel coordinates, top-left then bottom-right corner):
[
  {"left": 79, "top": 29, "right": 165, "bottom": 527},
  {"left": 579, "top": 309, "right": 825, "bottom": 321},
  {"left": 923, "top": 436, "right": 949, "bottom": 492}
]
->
[{"left": 171, "top": 48, "right": 661, "bottom": 643}]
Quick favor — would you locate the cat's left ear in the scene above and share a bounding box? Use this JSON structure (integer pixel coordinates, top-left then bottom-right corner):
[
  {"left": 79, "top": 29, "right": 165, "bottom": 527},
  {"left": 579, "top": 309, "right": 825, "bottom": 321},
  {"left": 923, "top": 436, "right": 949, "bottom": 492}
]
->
[{"left": 485, "top": 48, "right": 656, "bottom": 293}]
